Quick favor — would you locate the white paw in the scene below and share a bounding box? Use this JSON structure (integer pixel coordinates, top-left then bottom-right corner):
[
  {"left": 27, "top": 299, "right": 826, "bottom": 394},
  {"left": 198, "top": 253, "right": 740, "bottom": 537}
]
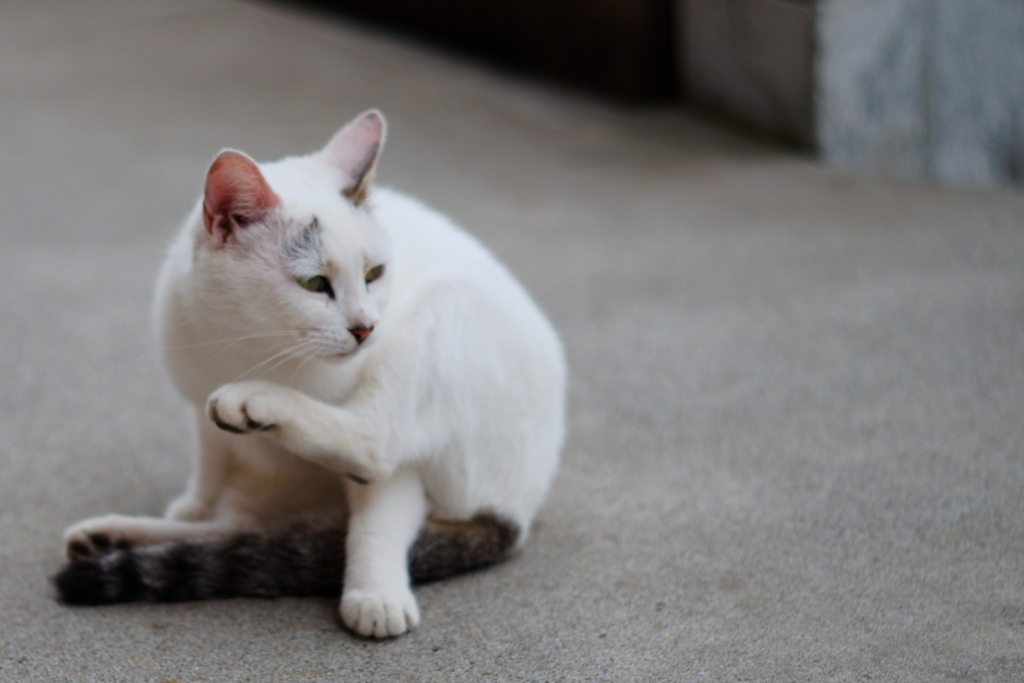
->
[
  {"left": 341, "top": 586, "right": 420, "bottom": 638},
  {"left": 164, "top": 494, "right": 213, "bottom": 522},
  {"left": 62, "top": 514, "right": 138, "bottom": 561},
  {"left": 207, "top": 382, "right": 281, "bottom": 435}
]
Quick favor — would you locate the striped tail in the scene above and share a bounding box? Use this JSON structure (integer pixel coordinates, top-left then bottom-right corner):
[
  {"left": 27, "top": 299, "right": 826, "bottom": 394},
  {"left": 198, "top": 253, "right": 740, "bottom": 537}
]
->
[{"left": 54, "top": 514, "right": 519, "bottom": 605}]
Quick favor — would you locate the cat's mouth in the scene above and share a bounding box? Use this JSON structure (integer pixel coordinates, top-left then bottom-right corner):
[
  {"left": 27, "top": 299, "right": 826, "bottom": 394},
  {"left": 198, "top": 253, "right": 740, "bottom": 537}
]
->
[
  {"left": 321, "top": 340, "right": 371, "bottom": 360},
  {"left": 323, "top": 349, "right": 358, "bottom": 360},
  {"left": 293, "top": 330, "right": 354, "bottom": 360}
]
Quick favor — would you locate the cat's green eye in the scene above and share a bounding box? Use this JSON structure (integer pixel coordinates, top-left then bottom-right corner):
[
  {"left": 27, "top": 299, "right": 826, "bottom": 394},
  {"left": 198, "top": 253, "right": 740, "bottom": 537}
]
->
[
  {"left": 365, "top": 264, "right": 385, "bottom": 284},
  {"left": 296, "top": 275, "right": 331, "bottom": 295}
]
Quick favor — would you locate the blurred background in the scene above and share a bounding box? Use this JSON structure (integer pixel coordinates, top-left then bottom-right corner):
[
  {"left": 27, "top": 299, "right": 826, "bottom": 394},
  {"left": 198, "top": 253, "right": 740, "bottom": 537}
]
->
[{"left": 287, "top": 0, "right": 1024, "bottom": 190}]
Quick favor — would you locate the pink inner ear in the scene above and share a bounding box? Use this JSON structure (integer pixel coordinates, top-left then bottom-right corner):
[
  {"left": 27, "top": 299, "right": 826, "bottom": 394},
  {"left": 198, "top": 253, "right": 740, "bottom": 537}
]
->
[
  {"left": 322, "top": 110, "right": 385, "bottom": 180},
  {"left": 203, "top": 150, "right": 280, "bottom": 238}
]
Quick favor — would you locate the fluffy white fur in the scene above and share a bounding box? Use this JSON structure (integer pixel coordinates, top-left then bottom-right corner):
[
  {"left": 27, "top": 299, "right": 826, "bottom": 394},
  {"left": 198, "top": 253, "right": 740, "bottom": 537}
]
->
[{"left": 62, "top": 111, "right": 566, "bottom": 638}]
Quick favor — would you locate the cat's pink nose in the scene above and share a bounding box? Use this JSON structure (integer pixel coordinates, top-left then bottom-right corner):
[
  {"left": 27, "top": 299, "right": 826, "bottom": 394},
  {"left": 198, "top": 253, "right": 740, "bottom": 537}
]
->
[{"left": 349, "top": 325, "right": 374, "bottom": 344}]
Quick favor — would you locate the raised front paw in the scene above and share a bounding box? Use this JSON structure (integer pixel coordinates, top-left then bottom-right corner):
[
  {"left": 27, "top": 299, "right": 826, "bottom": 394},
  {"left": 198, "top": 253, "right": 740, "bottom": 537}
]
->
[
  {"left": 341, "top": 586, "right": 420, "bottom": 638},
  {"left": 207, "top": 381, "right": 282, "bottom": 434},
  {"left": 62, "top": 514, "right": 137, "bottom": 562}
]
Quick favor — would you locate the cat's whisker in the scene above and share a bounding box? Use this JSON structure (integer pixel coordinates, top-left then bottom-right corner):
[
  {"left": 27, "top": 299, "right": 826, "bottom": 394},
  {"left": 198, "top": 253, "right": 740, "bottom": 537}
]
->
[
  {"left": 162, "top": 330, "right": 297, "bottom": 352},
  {"left": 212, "top": 332, "right": 302, "bottom": 360},
  {"left": 256, "top": 341, "right": 320, "bottom": 379},
  {"left": 233, "top": 338, "right": 320, "bottom": 382},
  {"left": 289, "top": 348, "right": 319, "bottom": 382},
  {"left": 232, "top": 342, "right": 308, "bottom": 382}
]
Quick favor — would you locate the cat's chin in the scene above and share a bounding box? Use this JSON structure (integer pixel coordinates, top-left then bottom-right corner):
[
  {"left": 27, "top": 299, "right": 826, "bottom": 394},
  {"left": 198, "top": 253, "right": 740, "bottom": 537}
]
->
[{"left": 321, "top": 347, "right": 362, "bottom": 361}]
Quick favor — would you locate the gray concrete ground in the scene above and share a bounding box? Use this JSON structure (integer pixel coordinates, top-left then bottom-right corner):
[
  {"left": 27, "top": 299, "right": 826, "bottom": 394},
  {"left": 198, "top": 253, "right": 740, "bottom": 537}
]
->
[{"left": 2, "top": 1, "right": 1023, "bottom": 681}]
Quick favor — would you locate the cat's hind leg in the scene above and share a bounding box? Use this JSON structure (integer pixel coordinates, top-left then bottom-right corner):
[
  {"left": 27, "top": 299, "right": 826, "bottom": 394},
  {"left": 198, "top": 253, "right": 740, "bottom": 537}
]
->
[
  {"left": 62, "top": 514, "right": 246, "bottom": 562},
  {"left": 163, "top": 410, "right": 235, "bottom": 523},
  {"left": 62, "top": 408, "right": 255, "bottom": 561}
]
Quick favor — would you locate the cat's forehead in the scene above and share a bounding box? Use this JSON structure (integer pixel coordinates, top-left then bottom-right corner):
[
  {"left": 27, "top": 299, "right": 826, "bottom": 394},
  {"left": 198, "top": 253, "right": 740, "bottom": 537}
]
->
[
  {"left": 261, "top": 155, "right": 346, "bottom": 212},
  {"left": 261, "top": 155, "right": 387, "bottom": 262}
]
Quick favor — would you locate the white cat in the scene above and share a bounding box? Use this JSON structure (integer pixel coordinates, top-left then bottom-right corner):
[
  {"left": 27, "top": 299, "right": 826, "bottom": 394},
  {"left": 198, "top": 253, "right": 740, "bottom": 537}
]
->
[{"left": 58, "top": 110, "right": 566, "bottom": 638}]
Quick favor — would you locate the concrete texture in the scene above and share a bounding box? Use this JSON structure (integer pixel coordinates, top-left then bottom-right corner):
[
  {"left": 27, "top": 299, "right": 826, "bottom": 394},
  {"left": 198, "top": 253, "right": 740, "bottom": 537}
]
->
[
  {"left": 2, "top": 1, "right": 1024, "bottom": 681},
  {"left": 818, "top": 0, "right": 1024, "bottom": 189}
]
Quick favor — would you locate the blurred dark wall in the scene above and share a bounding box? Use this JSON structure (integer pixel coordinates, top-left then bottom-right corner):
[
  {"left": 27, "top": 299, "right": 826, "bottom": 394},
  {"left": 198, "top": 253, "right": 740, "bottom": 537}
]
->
[
  {"left": 286, "top": 0, "right": 677, "bottom": 101},
  {"left": 681, "top": 0, "right": 817, "bottom": 148},
  {"left": 279, "top": 0, "right": 1023, "bottom": 190}
]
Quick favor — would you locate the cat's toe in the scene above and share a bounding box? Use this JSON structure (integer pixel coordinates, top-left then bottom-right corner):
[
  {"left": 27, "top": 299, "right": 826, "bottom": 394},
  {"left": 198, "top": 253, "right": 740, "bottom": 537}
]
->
[
  {"left": 207, "top": 394, "right": 248, "bottom": 433},
  {"left": 66, "top": 539, "right": 94, "bottom": 561},
  {"left": 87, "top": 532, "right": 113, "bottom": 552},
  {"left": 341, "top": 587, "right": 420, "bottom": 638},
  {"left": 62, "top": 516, "right": 133, "bottom": 561},
  {"left": 207, "top": 384, "right": 278, "bottom": 434}
]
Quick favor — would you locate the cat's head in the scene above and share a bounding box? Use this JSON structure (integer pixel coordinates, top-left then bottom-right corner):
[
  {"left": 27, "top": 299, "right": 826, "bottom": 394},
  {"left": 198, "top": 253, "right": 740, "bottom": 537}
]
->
[{"left": 190, "top": 110, "right": 391, "bottom": 362}]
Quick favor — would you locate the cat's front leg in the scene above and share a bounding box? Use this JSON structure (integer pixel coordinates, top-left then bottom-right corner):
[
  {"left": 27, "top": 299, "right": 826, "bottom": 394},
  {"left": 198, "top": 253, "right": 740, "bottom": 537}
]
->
[
  {"left": 340, "top": 467, "right": 428, "bottom": 638},
  {"left": 206, "top": 380, "right": 392, "bottom": 483}
]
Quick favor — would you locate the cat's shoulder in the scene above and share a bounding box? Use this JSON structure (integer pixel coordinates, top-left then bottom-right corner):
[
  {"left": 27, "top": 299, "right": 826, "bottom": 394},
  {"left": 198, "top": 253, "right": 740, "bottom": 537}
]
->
[
  {"left": 371, "top": 189, "right": 494, "bottom": 267},
  {"left": 372, "top": 188, "right": 458, "bottom": 239}
]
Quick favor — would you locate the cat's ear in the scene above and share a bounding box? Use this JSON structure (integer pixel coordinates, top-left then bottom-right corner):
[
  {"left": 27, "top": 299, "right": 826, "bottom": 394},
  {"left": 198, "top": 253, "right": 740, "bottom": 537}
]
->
[
  {"left": 203, "top": 150, "right": 280, "bottom": 245},
  {"left": 321, "top": 110, "right": 386, "bottom": 206}
]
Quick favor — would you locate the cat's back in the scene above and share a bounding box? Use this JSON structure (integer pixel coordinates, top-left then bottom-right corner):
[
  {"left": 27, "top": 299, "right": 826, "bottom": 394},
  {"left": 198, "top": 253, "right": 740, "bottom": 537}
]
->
[
  {"left": 373, "top": 189, "right": 497, "bottom": 282},
  {"left": 373, "top": 188, "right": 559, "bottom": 345},
  {"left": 373, "top": 189, "right": 540, "bottom": 307},
  {"left": 372, "top": 189, "right": 565, "bottom": 525}
]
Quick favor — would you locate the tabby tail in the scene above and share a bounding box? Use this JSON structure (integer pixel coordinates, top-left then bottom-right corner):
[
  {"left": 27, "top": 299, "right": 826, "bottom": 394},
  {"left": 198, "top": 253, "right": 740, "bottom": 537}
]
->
[{"left": 54, "top": 514, "right": 518, "bottom": 605}]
